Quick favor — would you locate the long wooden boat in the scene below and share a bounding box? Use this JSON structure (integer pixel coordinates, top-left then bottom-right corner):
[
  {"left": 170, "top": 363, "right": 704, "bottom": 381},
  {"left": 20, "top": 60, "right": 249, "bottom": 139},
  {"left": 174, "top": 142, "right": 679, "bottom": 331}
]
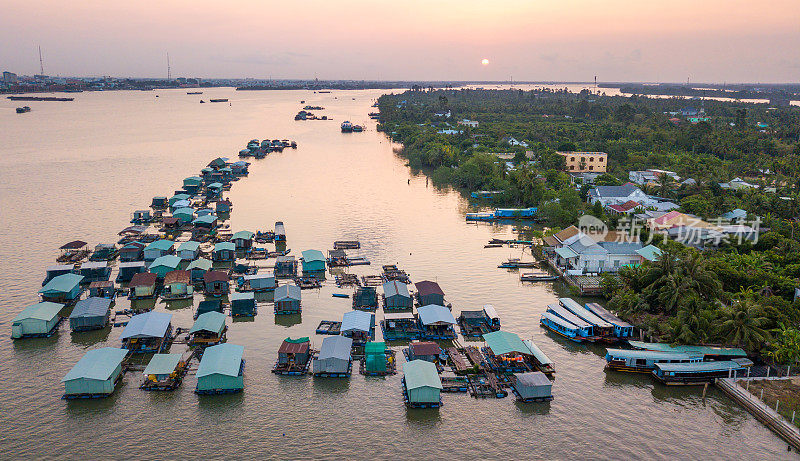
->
[
  {"left": 652, "top": 360, "right": 748, "bottom": 385},
  {"left": 605, "top": 349, "right": 703, "bottom": 373},
  {"left": 539, "top": 312, "right": 585, "bottom": 343}
]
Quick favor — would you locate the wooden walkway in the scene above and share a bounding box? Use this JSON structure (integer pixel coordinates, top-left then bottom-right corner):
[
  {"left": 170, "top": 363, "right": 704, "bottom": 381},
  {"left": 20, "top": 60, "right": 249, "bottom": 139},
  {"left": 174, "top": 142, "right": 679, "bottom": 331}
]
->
[
  {"left": 446, "top": 347, "right": 472, "bottom": 373},
  {"left": 717, "top": 378, "right": 800, "bottom": 450}
]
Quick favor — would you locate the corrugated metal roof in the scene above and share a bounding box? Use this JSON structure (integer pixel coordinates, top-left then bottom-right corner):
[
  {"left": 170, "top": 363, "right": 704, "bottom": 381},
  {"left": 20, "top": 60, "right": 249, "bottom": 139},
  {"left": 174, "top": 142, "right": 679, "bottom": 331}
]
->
[
  {"left": 382, "top": 280, "right": 410, "bottom": 298},
  {"left": 46, "top": 264, "right": 75, "bottom": 272},
  {"left": 584, "top": 303, "right": 633, "bottom": 328},
  {"left": 187, "top": 258, "right": 212, "bottom": 271},
  {"left": 403, "top": 360, "right": 442, "bottom": 390},
  {"left": 164, "top": 270, "right": 190, "bottom": 285},
  {"left": 232, "top": 230, "right": 255, "bottom": 240},
  {"left": 130, "top": 272, "right": 157, "bottom": 286},
  {"left": 483, "top": 330, "right": 529, "bottom": 356},
  {"left": 275, "top": 284, "right": 301, "bottom": 301},
  {"left": 62, "top": 347, "right": 128, "bottom": 382},
  {"left": 214, "top": 242, "right": 235, "bottom": 252},
  {"left": 197, "top": 343, "right": 244, "bottom": 378},
  {"left": 203, "top": 271, "right": 228, "bottom": 283},
  {"left": 145, "top": 239, "right": 174, "bottom": 252},
  {"left": 383, "top": 312, "right": 415, "bottom": 321},
  {"left": 193, "top": 215, "right": 218, "bottom": 225},
  {"left": 230, "top": 292, "right": 255, "bottom": 302},
  {"left": 80, "top": 261, "right": 108, "bottom": 270},
  {"left": 636, "top": 244, "right": 662, "bottom": 262},
  {"left": 14, "top": 301, "right": 63, "bottom": 322},
  {"left": 628, "top": 341, "right": 747, "bottom": 357},
  {"left": 410, "top": 341, "right": 441, "bottom": 356},
  {"left": 318, "top": 336, "right": 352, "bottom": 360},
  {"left": 301, "top": 249, "right": 325, "bottom": 262},
  {"left": 605, "top": 348, "right": 698, "bottom": 360},
  {"left": 173, "top": 207, "right": 194, "bottom": 217},
  {"left": 417, "top": 304, "right": 456, "bottom": 326},
  {"left": 208, "top": 182, "right": 223, "bottom": 189},
  {"left": 547, "top": 304, "right": 593, "bottom": 329},
  {"left": 341, "top": 310, "right": 373, "bottom": 333},
  {"left": 483, "top": 304, "right": 499, "bottom": 320},
  {"left": 655, "top": 360, "right": 743, "bottom": 372},
  {"left": 554, "top": 246, "right": 578, "bottom": 258},
  {"left": 119, "top": 261, "right": 147, "bottom": 269},
  {"left": 559, "top": 298, "right": 614, "bottom": 328},
  {"left": 415, "top": 280, "right": 444, "bottom": 296},
  {"left": 120, "top": 311, "right": 172, "bottom": 340},
  {"left": 189, "top": 311, "right": 226, "bottom": 335},
  {"left": 39, "top": 273, "right": 84, "bottom": 294},
  {"left": 70, "top": 297, "right": 111, "bottom": 319},
  {"left": 523, "top": 340, "right": 552, "bottom": 366},
  {"left": 178, "top": 241, "right": 201, "bottom": 252},
  {"left": 515, "top": 371, "right": 550, "bottom": 387},
  {"left": 150, "top": 255, "right": 182, "bottom": 269},
  {"left": 143, "top": 353, "right": 182, "bottom": 376},
  {"left": 278, "top": 337, "right": 310, "bottom": 354}
]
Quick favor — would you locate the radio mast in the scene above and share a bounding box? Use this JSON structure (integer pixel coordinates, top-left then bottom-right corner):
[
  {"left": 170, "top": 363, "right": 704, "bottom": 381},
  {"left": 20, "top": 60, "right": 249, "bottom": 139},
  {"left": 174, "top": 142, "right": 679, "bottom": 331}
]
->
[{"left": 38, "top": 46, "right": 44, "bottom": 75}]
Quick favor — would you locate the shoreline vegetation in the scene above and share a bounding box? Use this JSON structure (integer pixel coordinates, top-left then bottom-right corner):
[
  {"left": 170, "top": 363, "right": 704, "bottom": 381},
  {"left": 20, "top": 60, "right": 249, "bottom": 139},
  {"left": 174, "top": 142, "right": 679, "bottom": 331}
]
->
[{"left": 378, "top": 87, "right": 800, "bottom": 364}]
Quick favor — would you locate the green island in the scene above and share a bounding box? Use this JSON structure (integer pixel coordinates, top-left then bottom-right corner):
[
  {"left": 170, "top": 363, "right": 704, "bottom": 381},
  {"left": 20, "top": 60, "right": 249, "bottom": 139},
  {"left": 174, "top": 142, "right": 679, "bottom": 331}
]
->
[{"left": 378, "top": 88, "right": 800, "bottom": 365}]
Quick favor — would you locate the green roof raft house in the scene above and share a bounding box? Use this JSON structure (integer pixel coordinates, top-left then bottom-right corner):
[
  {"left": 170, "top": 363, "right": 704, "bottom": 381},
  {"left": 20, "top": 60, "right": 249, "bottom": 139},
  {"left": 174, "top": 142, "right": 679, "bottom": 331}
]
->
[
  {"left": 273, "top": 337, "right": 312, "bottom": 375},
  {"left": 360, "top": 341, "right": 397, "bottom": 376},
  {"left": 482, "top": 330, "right": 538, "bottom": 373},
  {"left": 62, "top": 347, "right": 128, "bottom": 399},
  {"left": 402, "top": 360, "right": 443, "bottom": 409},
  {"left": 196, "top": 343, "right": 245, "bottom": 395},
  {"left": 141, "top": 353, "right": 188, "bottom": 391},
  {"left": 213, "top": 242, "right": 236, "bottom": 263},
  {"left": 352, "top": 286, "right": 378, "bottom": 311},
  {"left": 232, "top": 231, "right": 255, "bottom": 250},
  {"left": 39, "top": 273, "right": 84, "bottom": 304},
  {"left": 230, "top": 292, "right": 257, "bottom": 318},
  {"left": 300, "top": 249, "right": 326, "bottom": 275},
  {"left": 189, "top": 311, "right": 228, "bottom": 346},
  {"left": 11, "top": 302, "right": 64, "bottom": 339}
]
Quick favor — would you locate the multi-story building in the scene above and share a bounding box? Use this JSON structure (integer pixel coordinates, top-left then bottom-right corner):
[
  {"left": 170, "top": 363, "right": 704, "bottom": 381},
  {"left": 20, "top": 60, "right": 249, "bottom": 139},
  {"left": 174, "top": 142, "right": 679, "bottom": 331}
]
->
[{"left": 558, "top": 151, "right": 607, "bottom": 173}]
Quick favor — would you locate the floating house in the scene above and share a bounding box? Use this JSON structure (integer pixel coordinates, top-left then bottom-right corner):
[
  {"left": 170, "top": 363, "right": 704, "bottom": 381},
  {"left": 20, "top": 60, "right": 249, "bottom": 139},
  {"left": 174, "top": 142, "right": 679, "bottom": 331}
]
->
[
  {"left": 196, "top": 208, "right": 215, "bottom": 217},
  {"left": 78, "top": 261, "right": 111, "bottom": 283},
  {"left": 151, "top": 196, "right": 168, "bottom": 209},
  {"left": 312, "top": 336, "right": 353, "bottom": 377},
  {"left": 402, "top": 360, "right": 442, "bottom": 408},
  {"left": 213, "top": 242, "right": 236, "bottom": 262},
  {"left": 364, "top": 341, "right": 395, "bottom": 375},
  {"left": 131, "top": 209, "right": 152, "bottom": 224},
  {"left": 90, "top": 243, "right": 117, "bottom": 261},
  {"left": 162, "top": 270, "right": 193, "bottom": 300},
  {"left": 119, "top": 242, "right": 144, "bottom": 262},
  {"left": 301, "top": 249, "right": 326, "bottom": 274},
  {"left": 216, "top": 199, "right": 232, "bottom": 214},
  {"left": 144, "top": 239, "right": 174, "bottom": 261},
  {"left": 192, "top": 214, "right": 218, "bottom": 230},
  {"left": 203, "top": 271, "right": 230, "bottom": 296},
  {"left": 39, "top": 273, "right": 84, "bottom": 303},
  {"left": 43, "top": 264, "right": 75, "bottom": 285},
  {"left": 168, "top": 193, "right": 190, "bottom": 208},
  {"left": 187, "top": 258, "right": 212, "bottom": 283},
  {"left": 341, "top": 310, "right": 375, "bottom": 345},
  {"left": 196, "top": 299, "right": 223, "bottom": 319},
  {"left": 415, "top": 281, "right": 445, "bottom": 306},
  {"left": 523, "top": 339, "right": 555, "bottom": 375},
  {"left": 230, "top": 161, "right": 249, "bottom": 175},
  {"left": 239, "top": 273, "right": 276, "bottom": 292},
  {"left": 417, "top": 304, "right": 457, "bottom": 339},
  {"left": 353, "top": 286, "right": 378, "bottom": 310},
  {"left": 407, "top": 341, "right": 442, "bottom": 363},
  {"left": 511, "top": 372, "right": 553, "bottom": 402},
  {"left": 274, "top": 284, "right": 301, "bottom": 314},
  {"left": 177, "top": 241, "right": 201, "bottom": 260},
  {"left": 129, "top": 272, "right": 158, "bottom": 299},
  {"left": 149, "top": 255, "right": 182, "bottom": 280},
  {"left": 483, "top": 330, "right": 535, "bottom": 372},
  {"left": 141, "top": 353, "right": 186, "bottom": 390},
  {"left": 189, "top": 311, "right": 227, "bottom": 346},
  {"left": 232, "top": 231, "right": 255, "bottom": 250},
  {"left": 652, "top": 360, "right": 747, "bottom": 385},
  {"left": 69, "top": 297, "right": 112, "bottom": 331},
  {"left": 274, "top": 221, "right": 286, "bottom": 242},
  {"left": 62, "top": 348, "right": 128, "bottom": 398},
  {"left": 11, "top": 302, "right": 63, "bottom": 338},
  {"left": 172, "top": 207, "right": 195, "bottom": 225},
  {"left": 274, "top": 256, "right": 297, "bottom": 278},
  {"left": 183, "top": 176, "right": 203, "bottom": 194},
  {"left": 196, "top": 343, "right": 245, "bottom": 394},
  {"left": 604, "top": 349, "right": 703, "bottom": 373},
  {"left": 230, "top": 292, "right": 257, "bottom": 317},
  {"left": 120, "top": 311, "right": 173, "bottom": 354},
  {"left": 458, "top": 305, "right": 501, "bottom": 337},
  {"left": 89, "top": 281, "right": 115, "bottom": 299},
  {"left": 206, "top": 182, "right": 223, "bottom": 199},
  {"left": 274, "top": 337, "right": 311, "bottom": 375},
  {"left": 381, "top": 312, "right": 421, "bottom": 340},
  {"left": 382, "top": 281, "right": 412, "bottom": 310},
  {"left": 171, "top": 199, "right": 191, "bottom": 212},
  {"left": 584, "top": 302, "right": 634, "bottom": 338}
]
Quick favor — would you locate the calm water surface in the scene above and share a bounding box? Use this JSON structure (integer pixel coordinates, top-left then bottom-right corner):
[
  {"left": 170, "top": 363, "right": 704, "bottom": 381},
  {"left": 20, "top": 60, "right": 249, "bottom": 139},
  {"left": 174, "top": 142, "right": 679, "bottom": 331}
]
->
[{"left": 0, "top": 88, "right": 795, "bottom": 460}]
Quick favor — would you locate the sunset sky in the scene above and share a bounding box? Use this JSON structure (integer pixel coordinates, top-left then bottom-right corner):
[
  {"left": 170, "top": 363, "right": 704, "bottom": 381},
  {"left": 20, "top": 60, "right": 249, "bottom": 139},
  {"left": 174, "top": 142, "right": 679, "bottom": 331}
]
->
[{"left": 1, "top": 0, "right": 798, "bottom": 82}]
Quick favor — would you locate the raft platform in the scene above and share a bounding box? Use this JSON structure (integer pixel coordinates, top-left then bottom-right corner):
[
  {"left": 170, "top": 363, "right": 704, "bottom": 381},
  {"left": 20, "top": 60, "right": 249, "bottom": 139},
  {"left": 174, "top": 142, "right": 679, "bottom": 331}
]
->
[{"left": 316, "top": 320, "right": 342, "bottom": 335}]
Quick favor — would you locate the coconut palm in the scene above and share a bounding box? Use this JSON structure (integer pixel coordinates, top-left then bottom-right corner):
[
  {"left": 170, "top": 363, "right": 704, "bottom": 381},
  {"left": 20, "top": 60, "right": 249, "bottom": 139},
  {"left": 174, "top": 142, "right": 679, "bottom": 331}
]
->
[{"left": 715, "top": 300, "right": 771, "bottom": 352}]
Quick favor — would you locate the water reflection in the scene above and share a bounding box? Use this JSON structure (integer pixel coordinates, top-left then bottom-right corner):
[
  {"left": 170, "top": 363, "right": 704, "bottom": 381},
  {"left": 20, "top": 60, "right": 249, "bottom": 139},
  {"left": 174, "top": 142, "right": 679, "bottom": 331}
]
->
[
  {"left": 311, "top": 376, "right": 351, "bottom": 395},
  {"left": 404, "top": 407, "right": 443, "bottom": 426},
  {"left": 513, "top": 399, "right": 551, "bottom": 416},
  {"left": 275, "top": 313, "right": 302, "bottom": 327},
  {"left": 70, "top": 326, "right": 111, "bottom": 346},
  {"left": 164, "top": 298, "right": 193, "bottom": 311}
]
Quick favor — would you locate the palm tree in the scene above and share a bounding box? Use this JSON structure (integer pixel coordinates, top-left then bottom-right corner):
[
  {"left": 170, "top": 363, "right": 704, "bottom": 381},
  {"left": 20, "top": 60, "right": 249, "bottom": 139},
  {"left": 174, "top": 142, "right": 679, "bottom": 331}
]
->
[{"left": 715, "top": 300, "right": 771, "bottom": 352}]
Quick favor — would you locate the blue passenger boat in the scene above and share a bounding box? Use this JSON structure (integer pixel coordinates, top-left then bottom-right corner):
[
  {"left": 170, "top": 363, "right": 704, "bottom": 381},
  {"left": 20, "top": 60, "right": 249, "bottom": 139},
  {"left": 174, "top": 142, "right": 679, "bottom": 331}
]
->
[
  {"left": 604, "top": 349, "right": 703, "bottom": 373},
  {"left": 652, "top": 360, "right": 748, "bottom": 385},
  {"left": 539, "top": 311, "right": 585, "bottom": 342},
  {"left": 544, "top": 304, "right": 596, "bottom": 340}
]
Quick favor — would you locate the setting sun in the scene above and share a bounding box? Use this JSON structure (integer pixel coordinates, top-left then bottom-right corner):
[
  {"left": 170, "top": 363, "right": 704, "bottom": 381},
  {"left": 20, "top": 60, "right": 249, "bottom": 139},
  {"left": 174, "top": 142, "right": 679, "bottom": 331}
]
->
[{"left": 481, "top": 58, "right": 490, "bottom": 66}]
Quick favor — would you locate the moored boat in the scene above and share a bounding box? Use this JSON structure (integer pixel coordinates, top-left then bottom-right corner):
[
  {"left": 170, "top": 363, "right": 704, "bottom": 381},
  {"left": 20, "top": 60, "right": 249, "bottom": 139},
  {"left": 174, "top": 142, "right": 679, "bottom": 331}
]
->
[
  {"left": 341, "top": 121, "right": 353, "bottom": 132},
  {"left": 604, "top": 349, "right": 703, "bottom": 373},
  {"left": 16, "top": 106, "right": 31, "bottom": 113},
  {"left": 651, "top": 359, "right": 750, "bottom": 385}
]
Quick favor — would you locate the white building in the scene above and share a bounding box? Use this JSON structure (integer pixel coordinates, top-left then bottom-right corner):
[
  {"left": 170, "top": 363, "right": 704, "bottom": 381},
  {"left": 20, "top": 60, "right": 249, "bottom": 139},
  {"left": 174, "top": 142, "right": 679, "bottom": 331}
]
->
[
  {"left": 628, "top": 169, "right": 680, "bottom": 185},
  {"left": 457, "top": 119, "right": 479, "bottom": 127},
  {"left": 587, "top": 183, "right": 652, "bottom": 207}
]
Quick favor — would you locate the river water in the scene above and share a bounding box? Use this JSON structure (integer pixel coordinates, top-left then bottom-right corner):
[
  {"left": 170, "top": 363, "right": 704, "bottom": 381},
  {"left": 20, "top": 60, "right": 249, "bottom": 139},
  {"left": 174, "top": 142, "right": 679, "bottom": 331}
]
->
[{"left": 0, "top": 88, "right": 794, "bottom": 460}]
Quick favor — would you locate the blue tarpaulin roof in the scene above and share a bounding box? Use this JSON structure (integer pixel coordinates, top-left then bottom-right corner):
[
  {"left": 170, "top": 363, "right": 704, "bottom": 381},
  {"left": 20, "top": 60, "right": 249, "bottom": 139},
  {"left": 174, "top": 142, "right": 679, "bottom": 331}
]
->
[
  {"left": 417, "top": 304, "right": 456, "bottom": 326},
  {"left": 120, "top": 311, "right": 172, "bottom": 340},
  {"left": 197, "top": 343, "right": 244, "bottom": 378},
  {"left": 62, "top": 347, "right": 128, "bottom": 382},
  {"left": 70, "top": 297, "right": 112, "bottom": 319}
]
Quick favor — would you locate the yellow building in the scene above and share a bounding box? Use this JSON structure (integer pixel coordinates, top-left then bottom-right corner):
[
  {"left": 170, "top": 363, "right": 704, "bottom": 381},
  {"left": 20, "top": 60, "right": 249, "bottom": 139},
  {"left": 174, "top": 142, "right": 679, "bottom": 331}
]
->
[{"left": 558, "top": 151, "right": 607, "bottom": 173}]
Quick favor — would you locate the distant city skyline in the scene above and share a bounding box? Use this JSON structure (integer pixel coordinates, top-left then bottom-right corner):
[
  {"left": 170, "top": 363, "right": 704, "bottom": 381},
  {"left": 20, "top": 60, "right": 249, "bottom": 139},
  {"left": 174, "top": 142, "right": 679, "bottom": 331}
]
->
[{"left": 1, "top": 0, "right": 798, "bottom": 83}]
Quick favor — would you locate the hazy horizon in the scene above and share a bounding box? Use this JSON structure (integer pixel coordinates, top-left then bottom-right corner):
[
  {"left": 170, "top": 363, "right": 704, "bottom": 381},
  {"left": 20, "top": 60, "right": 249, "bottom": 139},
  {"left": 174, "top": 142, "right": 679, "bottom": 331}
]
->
[{"left": 2, "top": 0, "right": 799, "bottom": 83}]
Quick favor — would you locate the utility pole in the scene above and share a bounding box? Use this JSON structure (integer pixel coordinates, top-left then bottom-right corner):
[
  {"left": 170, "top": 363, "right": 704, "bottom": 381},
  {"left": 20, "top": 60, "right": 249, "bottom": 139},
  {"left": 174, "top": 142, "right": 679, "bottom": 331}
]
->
[{"left": 38, "top": 46, "right": 44, "bottom": 75}]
